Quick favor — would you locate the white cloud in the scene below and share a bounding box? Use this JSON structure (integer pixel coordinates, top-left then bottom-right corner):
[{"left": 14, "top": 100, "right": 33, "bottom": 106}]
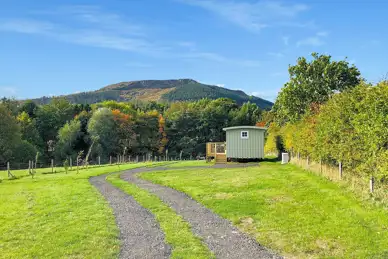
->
[
  {"left": 0, "top": 19, "right": 53, "bottom": 34},
  {"left": 0, "top": 5, "right": 260, "bottom": 67},
  {"left": 177, "top": 0, "right": 309, "bottom": 32},
  {"left": 297, "top": 30, "right": 328, "bottom": 47},
  {"left": 0, "top": 6, "right": 160, "bottom": 55},
  {"left": 297, "top": 36, "right": 325, "bottom": 47},
  {"left": 268, "top": 52, "right": 284, "bottom": 58}
]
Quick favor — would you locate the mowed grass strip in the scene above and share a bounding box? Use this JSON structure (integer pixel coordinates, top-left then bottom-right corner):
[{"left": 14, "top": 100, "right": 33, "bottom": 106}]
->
[
  {"left": 0, "top": 162, "right": 163, "bottom": 258},
  {"left": 141, "top": 162, "right": 388, "bottom": 259},
  {"left": 165, "top": 160, "right": 210, "bottom": 168},
  {"left": 107, "top": 173, "right": 214, "bottom": 259}
]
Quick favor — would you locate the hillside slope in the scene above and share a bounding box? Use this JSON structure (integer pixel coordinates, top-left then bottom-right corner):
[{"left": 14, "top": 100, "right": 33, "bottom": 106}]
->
[{"left": 32, "top": 79, "right": 273, "bottom": 109}]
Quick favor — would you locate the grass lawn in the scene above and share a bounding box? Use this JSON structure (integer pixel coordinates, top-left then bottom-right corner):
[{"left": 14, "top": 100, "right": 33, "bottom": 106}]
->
[
  {"left": 165, "top": 160, "right": 209, "bottom": 168},
  {"left": 0, "top": 162, "right": 165, "bottom": 258},
  {"left": 141, "top": 161, "right": 388, "bottom": 258},
  {"left": 107, "top": 173, "right": 214, "bottom": 259}
]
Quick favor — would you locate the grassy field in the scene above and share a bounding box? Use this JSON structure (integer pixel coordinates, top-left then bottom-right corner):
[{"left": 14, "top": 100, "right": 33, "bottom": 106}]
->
[
  {"left": 165, "top": 160, "right": 209, "bottom": 168},
  {"left": 0, "top": 162, "right": 164, "bottom": 258},
  {"left": 141, "top": 161, "right": 388, "bottom": 258},
  {"left": 0, "top": 161, "right": 176, "bottom": 180},
  {"left": 107, "top": 173, "right": 214, "bottom": 258}
]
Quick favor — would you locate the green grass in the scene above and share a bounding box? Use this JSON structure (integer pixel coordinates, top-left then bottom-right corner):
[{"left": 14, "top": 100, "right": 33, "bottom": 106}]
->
[
  {"left": 141, "top": 161, "right": 388, "bottom": 258},
  {"left": 165, "top": 160, "right": 209, "bottom": 168},
  {"left": 0, "top": 162, "right": 157, "bottom": 180},
  {"left": 107, "top": 173, "right": 214, "bottom": 259},
  {"left": 0, "top": 162, "right": 166, "bottom": 258}
]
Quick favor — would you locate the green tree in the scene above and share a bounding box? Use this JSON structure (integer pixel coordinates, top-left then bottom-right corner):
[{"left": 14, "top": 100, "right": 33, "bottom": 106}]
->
[
  {"left": 55, "top": 120, "right": 82, "bottom": 160},
  {"left": 0, "top": 104, "right": 21, "bottom": 164},
  {"left": 88, "top": 108, "right": 119, "bottom": 157},
  {"left": 17, "top": 112, "right": 44, "bottom": 151},
  {"left": 273, "top": 53, "right": 361, "bottom": 124},
  {"left": 20, "top": 100, "right": 38, "bottom": 118},
  {"left": 35, "top": 98, "right": 75, "bottom": 157}
]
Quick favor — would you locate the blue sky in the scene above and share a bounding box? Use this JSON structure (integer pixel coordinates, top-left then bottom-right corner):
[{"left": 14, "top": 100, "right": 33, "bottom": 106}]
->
[{"left": 1, "top": 0, "right": 387, "bottom": 101}]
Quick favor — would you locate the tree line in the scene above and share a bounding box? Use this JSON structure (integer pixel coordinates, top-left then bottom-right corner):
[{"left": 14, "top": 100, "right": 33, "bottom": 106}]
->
[
  {"left": 0, "top": 97, "right": 263, "bottom": 167},
  {"left": 265, "top": 53, "right": 387, "bottom": 184}
]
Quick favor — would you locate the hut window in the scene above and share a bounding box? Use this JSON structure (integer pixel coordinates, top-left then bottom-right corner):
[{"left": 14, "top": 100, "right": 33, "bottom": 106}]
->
[{"left": 241, "top": 131, "right": 249, "bottom": 139}]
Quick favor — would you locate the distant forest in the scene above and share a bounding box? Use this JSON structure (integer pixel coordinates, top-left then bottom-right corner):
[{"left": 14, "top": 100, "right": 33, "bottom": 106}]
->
[{"left": 1, "top": 97, "right": 264, "bottom": 167}]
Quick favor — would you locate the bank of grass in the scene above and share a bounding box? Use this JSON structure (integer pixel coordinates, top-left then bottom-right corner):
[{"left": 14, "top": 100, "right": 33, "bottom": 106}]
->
[
  {"left": 165, "top": 160, "right": 209, "bottom": 168},
  {"left": 0, "top": 161, "right": 167, "bottom": 180},
  {"left": 142, "top": 161, "right": 388, "bottom": 258},
  {"left": 0, "top": 162, "right": 164, "bottom": 258},
  {"left": 107, "top": 173, "right": 214, "bottom": 259}
]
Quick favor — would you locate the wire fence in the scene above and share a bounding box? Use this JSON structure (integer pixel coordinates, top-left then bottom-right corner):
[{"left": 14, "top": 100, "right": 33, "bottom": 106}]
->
[
  {"left": 0, "top": 153, "right": 202, "bottom": 180},
  {"left": 289, "top": 154, "right": 388, "bottom": 205}
]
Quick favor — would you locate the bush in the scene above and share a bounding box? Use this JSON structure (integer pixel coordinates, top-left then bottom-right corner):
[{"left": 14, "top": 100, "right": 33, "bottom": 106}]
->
[{"left": 269, "top": 81, "right": 388, "bottom": 182}]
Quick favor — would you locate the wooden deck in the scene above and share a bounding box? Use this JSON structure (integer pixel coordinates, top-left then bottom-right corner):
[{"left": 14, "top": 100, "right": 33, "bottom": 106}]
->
[{"left": 206, "top": 142, "right": 227, "bottom": 163}]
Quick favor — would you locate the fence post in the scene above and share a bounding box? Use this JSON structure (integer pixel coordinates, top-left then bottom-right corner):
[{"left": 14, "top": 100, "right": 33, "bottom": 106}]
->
[
  {"left": 76, "top": 158, "right": 79, "bottom": 174},
  {"left": 7, "top": 162, "right": 15, "bottom": 178},
  {"left": 51, "top": 159, "right": 54, "bottom": 173},
  {"left": 370, "top": 176, "right": 374, "bottom": 193},
  {"left": 110, "top": 156, "right": 112, "bottom": 165},
  {"left": 143, "top": 155, "right": 145, "bottom": 162},
  {"left": 70, "top": 157, "right": 72, "bottom": 170},
  {"left": 99, "top": 156, "right": 101, "bottom": 166},
  {"left": 339, "top": 162, "right": 343, "bottom": 179},
  {"left": 306, "top": 156, "right": 309, "bottom": 169},
  {"left": 28, "top": 160, "right": 31, "bottom": 174}
]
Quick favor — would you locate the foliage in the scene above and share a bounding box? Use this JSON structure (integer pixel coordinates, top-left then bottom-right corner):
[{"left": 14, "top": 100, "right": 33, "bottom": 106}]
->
[
  {"left": 20, "top": 100, "right": 38, "bottom": 118},
  {"left": 5, "top": 95, "right": 266, "bottom": 164},
  {"left": 272, "top": 53, "right": 362, "bottom": 124},
  {"left": 0, "top": 104, "right": 22, "bottom": 164},
  {"left": 55, "top": 120, "right": 82, "bottom": 160},
  {"left": 13, "top": 140, "right": 37, "bottom": 163},
  {"left": 35, "top": 98, "right": 75, "bottom": 159},
  {"left": 88, "top": 108, "right": 118, "bottom": 157},
  {"left": 158, "top": 114, "right": 168, "bottom": 154},
  {"left": 271, "top": 81, "right": 388, "bottom": 181}
]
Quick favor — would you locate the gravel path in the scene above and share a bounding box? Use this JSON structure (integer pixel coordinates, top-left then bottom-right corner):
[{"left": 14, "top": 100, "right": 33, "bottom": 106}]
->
[
  {"left": 89, "top": 174, "right": 171, "bottom": 259},
  {"left": 121, "top": 165, "right": 282, "bottom": 259}
]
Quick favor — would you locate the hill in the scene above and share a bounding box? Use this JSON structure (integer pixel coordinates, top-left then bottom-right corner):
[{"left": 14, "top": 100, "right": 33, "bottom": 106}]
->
[{"left": 32, "top": 79, "right": 273, "bottom": 109}]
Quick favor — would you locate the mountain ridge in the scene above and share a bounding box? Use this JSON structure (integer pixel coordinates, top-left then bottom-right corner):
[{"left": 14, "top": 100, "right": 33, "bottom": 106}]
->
[{"left": 31, "top": 79, "right": 274, "bottom": 109}]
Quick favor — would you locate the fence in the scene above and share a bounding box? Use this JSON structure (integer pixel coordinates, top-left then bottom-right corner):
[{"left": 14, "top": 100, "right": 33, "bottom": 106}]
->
[
  {"left": 0, "top": 154, "right": 200, "bottom": 180},
  {"left": 290, "top": 154, "right": 387, "bottom": 205}
]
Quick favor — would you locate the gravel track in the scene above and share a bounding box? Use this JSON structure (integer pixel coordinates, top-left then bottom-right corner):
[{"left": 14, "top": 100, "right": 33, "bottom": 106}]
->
[
  {"left": 121, "top": 165, "right": 282, "bottom": 259},
  {"left": 89, "top": 174, "right": 171, "bottom": 259}
]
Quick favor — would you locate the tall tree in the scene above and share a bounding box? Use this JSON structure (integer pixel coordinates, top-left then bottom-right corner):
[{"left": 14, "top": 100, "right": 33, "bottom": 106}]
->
[
  {"left": 272, "top": 53, "right": 361, "bottom": 124},
  {"left": 0, "top": 104, "right": 22, "bottom": 164},
  {"left": 88, "top": 108, "right": 119, "bottom": 157},
  {"left": 55, "top": 120, "right": 82, "bottom": 160},
  {"left": 35, "top": 98, "right": 75, "bottom": 157}
]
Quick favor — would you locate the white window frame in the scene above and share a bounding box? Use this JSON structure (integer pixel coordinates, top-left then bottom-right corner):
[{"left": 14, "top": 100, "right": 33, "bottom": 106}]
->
[{"left": 241, "top": 131, "right": 249, "bottom": 139}]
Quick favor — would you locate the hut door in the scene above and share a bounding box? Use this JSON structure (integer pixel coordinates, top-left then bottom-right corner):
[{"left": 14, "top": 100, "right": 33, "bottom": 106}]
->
[{"left": 216, "top": 143, "right": 226, "bottom": 154}]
